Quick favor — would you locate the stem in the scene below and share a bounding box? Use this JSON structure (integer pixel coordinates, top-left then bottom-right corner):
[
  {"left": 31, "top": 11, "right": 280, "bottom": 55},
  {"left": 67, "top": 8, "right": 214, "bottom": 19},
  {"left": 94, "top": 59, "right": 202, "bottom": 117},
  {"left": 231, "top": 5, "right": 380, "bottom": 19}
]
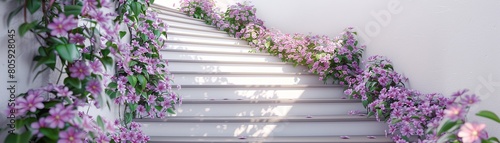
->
[
  {"left": 23, "top": 0, "right": 27, "bottom": 23},
  {"left": 56, "top": 63, "right": 65, "bottom": 84}
]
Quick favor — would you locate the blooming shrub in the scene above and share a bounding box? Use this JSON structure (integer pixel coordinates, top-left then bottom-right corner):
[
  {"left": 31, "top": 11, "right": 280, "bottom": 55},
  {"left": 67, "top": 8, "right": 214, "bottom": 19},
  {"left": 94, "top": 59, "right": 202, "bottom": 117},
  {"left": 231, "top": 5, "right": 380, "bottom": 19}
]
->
[
  {"left": 5, "top": 0, "right": 178, "bottom": 142},
  {"left": 223, "top": 2, "right": 264, "bottom": 38},
  {"left": 110, "top": 0, "right": 181, "bottom": 122},
  {"left": 427, "top": 90, "right": 500, "bottom": 143},
  {"left": 344, "top": 56, "right": 451, "bottom": 142}
]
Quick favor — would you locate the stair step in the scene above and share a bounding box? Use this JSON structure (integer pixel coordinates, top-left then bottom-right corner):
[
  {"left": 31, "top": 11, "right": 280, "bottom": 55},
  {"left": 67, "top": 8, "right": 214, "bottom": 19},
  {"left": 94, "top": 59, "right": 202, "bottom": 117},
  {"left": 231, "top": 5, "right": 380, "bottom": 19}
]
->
[
  {"left": 159, "top": 15, "right": 215, "bottom": 28},
  {"left": 147, "top": 136, "right": 393, "bottom": 143},
  {"left": 151, "top": 4, "right": 186, "bottom": 15},
  {"left": 167, "top": 32, "right": 248, "bottom": 45},
  {"left": 162, "top": 49, "right": 270, "bottom": 56},
  {"left": 172, "top": 74, "right": 329, "bottom": 85},
  {"left": 154, "top": 6, "right": 206, "bottom": 23},
  {"left": 171, "top": 71, "right": 314, "bottom": 75},
  {"left": 176, "top": 86, "right": 345, "bottom": 100},
  {"left": 135, "top": 115, "right": 376, "bottom": 123},
  {"left": 165, "top": 42, "right": 257, "bottom": 54},
  {"left": 169, "top": 24, "right": 227, "bottom": 34},
  {"left": 161, "top": 49, "right": 277, "bottom": 62},
  {"left": 173, "top": 102, "right": 364, "bottom": 116},
  {"left": 181, "top": 99, "right": 360, "bottom": 104},
  {"left": 168, "top": 61, "right": 309, "bottom": 73},
  {"left": 137, "top": 116, "right": 387, "bottom": 137},
  {"left": 169, "top": 25, "right": 229, "bottom": 37},
  {"left": 166, "top": 40, "right": 250, "bottom": 47},
  {"left": 168, "top": 31, "right": 236, "bottom": 40}
]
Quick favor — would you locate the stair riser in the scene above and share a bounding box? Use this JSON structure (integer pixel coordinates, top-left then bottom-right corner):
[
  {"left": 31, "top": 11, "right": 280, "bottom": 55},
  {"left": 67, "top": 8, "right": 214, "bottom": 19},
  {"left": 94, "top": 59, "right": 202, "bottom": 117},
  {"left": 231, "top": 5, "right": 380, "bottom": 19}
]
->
[
  {"left": 162, "top": 51, "right": 281, "bottom": 62},
  {"left": 169, "top": 26, "right": 229, "bottom": 37},
  {"left": 172, "top": 74, "right": 330, "bottom": 85},
  {"left": 177, "top": 87, "right": 345, "bottom": 100},
  {"left": 174, "top": 103, "right": 364, "bottom": 117},
  {"left": 167, "top": 34, "right": 248, "bottom": 45},
  {"left": 165, "top": 43, "right": 259, "bottom": 54},
  {"left": 156, "top": 8, "right": 201, "bottom": 21},
  {"left": 140, "top": 122, "right": 387, "bottom": 137},
  {"left": 168, "top": 62, "right": 309, "bottom": 73}
]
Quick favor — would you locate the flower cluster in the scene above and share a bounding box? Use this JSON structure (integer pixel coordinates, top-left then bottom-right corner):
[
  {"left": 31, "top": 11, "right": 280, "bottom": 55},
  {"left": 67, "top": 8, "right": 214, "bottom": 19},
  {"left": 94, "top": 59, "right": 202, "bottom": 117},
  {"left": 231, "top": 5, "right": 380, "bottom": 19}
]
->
[
  {"left": 427, "top": 90, "right": 500, "bottom": 143},
  {"left": 344, "top": 56, "right": 451, "bottom": 142},
  {"left": 222, "top": 2, "right": 264, "bottom": 38},
  {"left": 110, "top": 1, "right": 181, "bottom": 122},
  {"left": 6, "top": 0, "right": 175, "bottom": 142}
]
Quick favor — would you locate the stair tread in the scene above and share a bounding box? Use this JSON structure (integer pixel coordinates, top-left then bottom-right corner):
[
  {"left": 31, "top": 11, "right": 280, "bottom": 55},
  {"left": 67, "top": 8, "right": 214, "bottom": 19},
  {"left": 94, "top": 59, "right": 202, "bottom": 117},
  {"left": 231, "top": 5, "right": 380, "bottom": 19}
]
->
[
  {"left": 178, "top": 85, "right": 343, "bottom": 88},
  {"left": 134, "top": 115, "right": 374, "bottom": 123},
  {"left": 180, "top": 98, "right": 360, "bottom": 104},
  {"left": 163, "top": 48, "right": 269, "bottom": 56},
  {"left": 170, "top": 71, "right": 315, "bottom": 75},
  {"left": 169, "top": 24, "right": 227, "bottom": 34},
  {"left": 166, "top": 40, "right": 250, "bottom": 47},
  {"left": 148, "top": 135, "right": 392, "bottom": 143},
  {"left": 168, "top": 31, "right": 238, "bottom": 40},
  {"left": 167, "top": 59, "right": 296, "bottom": 65}
]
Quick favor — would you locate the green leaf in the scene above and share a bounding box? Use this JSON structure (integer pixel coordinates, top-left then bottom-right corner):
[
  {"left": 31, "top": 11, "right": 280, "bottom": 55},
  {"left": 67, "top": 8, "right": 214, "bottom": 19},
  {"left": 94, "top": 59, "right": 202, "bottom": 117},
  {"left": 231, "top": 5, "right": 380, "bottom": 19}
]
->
[
  {"left": 119, "top": 31, "right": 127, "bottom": 38},
  {"left": 18, "top": 21, "right": 37, "bottom": 37},
  {"left": 26, "top": 0, "right": 42, "bottom": 14},
  {"left": 437, "top": 120, "right": 458, "bottom": 135},
  {"left": 129, "top": 103, "right": 138, "bottom": 111},
  {"left": 96, "top": 116, "right": 105, "bottom": 130},
  {"left": 167, "top": 108, "right": 176, "bottom": 114},
  {"left": 64, "top": 77, "right": 81, "bottom": 88},
  {"left": 108, "top": 82, "right": 118, "bottom": 89},
  {"left": 476, "top": 110, "right": 500, "bottom": 123},
  {"left": 127, "top": 75, "right": 137, "bottom": 87},
  {"left": 137, "top": 74, "right": 147, "bottom": 90},
  {"left": 5, "top": 130, "right": 31, "bottom": 143},
  {"left": 100, "top": 56, "right": 113, "bottom": 70},
  {"left": 488, "top": 137, "right": 500, "bottom": 143},
  {"left": 44, "top": 101, "right": 59, "bottom": 109},
  {"left": 124, "top": 113, "right": 133, "bottom": 125},
  {"left": 64, "top": 5, "right": 82, "bottom": 16},
  {"left": 40, "top": 128, "right": 59, "bottom": 140},
  {"left": 55, "top": 44, "right": 79, "bottom": 63}
]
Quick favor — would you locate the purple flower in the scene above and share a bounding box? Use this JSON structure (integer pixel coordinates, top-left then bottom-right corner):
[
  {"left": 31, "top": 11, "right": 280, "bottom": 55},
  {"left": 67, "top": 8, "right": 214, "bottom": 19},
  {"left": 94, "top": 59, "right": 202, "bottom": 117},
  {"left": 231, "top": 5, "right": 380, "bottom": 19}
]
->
[
  {"left": 46, "top": 104, "right": 75, "bottom": 128},
  {"left": 58, "top": 127, "right": 86, "bottom": 143},
  {"left": 48, "top": 14, "right": 78, "bottom": 37},
  {"left": 86, "top": 79, "right": 102, "bottom": 96},
  {"left": 461, "top": 94, "right": 480, "bottom": 106},
  {"left": 89, "top": 60, "right": 103, "bottom": 73},
  {"left": 69, "top": 33, "right": 85, "bottom": 44},
  {"left": 16, "top": 91, "right": 45, "bottom": 114},
  {"left": 55, "top": 86, "right": 73, "bottom": 97},
  {"left": 69, "top": 61, "right": 91, "bottom": 80},
  {"left": 31, "top": 117, "right": 48, "bottom": 137}
]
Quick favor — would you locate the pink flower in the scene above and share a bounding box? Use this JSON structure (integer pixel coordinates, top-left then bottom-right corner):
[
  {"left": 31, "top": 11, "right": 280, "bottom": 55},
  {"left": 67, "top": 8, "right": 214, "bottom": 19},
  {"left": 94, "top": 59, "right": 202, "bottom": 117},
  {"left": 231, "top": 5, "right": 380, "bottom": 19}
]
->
[
  {"left": 458, "top": 122, "right": 487, "bottom": 143},
  {"left": 48, "top": 14, "right": 78, "bottom": 37},
  {"left": 45, "top": 104, "right": 75, "bottom": 128},
  {"left": 444, "top": 105, "right": 465, "bottom": 121},
  {"left": 58, "top": 127, "right": 86, "bottom": 143},
  {"left": 69, "top": 61, "right": 91, "bottom": 80},
  {"left": 15, "top": 90, "right": 45, "bottom": 114},
  {"left": 86, "top": 79, "right": 102, "bottom": 96}
]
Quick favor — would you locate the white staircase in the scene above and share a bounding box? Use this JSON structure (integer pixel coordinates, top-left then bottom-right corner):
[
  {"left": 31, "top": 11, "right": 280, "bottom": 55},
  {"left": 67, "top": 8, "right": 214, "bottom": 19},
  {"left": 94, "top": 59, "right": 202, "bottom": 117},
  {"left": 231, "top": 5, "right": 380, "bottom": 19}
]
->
[{"left": 135, "top": 5, "right": 392, "bottom": 143}]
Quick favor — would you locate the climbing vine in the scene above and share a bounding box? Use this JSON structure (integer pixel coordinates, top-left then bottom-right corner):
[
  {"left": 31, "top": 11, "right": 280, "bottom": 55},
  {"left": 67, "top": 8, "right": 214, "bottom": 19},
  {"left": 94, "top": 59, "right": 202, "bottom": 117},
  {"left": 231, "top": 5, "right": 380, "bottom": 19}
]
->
[{"left": 4, "top": 0, "right": 178, "bottom": 142}]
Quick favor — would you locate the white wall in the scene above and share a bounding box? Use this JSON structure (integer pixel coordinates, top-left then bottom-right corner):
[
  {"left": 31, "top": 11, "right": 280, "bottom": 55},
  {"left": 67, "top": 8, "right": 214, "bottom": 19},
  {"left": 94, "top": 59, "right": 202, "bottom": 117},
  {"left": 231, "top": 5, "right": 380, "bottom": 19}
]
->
[
  {"left": 159, "top": 0, "right": 500, "bottom": 135},
  {"left": 0, "top": 0, "right": 49, "bottom": 139}
]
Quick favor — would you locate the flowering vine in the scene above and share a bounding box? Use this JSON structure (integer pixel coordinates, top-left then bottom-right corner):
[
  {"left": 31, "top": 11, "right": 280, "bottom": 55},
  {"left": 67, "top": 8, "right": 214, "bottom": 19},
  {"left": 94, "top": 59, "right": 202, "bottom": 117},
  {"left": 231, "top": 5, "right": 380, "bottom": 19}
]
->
[{"left": 4, "top": 0, "right": 178, "bottom": 142}]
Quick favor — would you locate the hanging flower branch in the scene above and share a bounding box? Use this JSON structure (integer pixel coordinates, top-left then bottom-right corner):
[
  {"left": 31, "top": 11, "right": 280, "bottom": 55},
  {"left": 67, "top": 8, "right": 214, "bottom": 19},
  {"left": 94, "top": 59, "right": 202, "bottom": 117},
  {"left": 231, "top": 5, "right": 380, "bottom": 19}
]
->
[{"left": 4, "top": 0, "right": 178, "bottom": 142}]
